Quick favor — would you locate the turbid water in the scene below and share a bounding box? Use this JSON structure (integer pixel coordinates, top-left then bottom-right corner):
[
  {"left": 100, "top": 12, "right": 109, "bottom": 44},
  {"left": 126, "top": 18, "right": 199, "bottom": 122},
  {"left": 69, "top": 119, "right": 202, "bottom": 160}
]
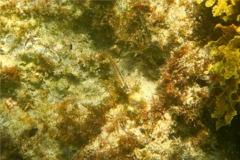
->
[{"left": 0, "top": 0, "right": 240, "bottom": 159}]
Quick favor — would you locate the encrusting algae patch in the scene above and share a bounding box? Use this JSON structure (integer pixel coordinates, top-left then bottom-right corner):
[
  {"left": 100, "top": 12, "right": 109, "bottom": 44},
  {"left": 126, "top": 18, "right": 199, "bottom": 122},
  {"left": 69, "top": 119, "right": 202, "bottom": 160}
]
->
[{"left": 1, "top": 0, "right": 240, "bottom": 159}]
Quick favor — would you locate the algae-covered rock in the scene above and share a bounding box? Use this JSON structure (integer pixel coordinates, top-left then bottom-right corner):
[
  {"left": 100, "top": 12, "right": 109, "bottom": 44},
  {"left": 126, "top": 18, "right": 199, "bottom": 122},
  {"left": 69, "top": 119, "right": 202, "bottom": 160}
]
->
[{"left": 1, "top": 0, "right": 240, "bottom": 159}]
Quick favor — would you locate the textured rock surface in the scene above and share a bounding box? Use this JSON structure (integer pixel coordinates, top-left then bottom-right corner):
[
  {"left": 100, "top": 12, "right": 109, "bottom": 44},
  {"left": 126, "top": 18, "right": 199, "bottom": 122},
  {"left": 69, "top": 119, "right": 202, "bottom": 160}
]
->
[{"left": 1, "top": 0, "right": 240, "bottom": 159}]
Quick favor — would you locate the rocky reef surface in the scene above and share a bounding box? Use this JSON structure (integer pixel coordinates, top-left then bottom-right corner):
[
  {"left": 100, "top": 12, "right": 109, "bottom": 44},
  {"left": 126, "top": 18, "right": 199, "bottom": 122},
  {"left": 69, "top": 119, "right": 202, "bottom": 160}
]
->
[{"left": 1, "top": 0, "right": 240, "bottom": 159}]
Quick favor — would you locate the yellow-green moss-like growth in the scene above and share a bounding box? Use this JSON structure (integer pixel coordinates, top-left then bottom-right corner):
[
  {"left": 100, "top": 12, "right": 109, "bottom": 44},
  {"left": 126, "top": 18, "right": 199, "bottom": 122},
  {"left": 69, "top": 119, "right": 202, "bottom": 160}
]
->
[
  {"left": 196, "top": 0, "right": 240, "bottom": 129},
  {"left": 196, "top": 0, "right": 236, "bottom": 21},
  {"left": 208, "top": 35, "right": 240, "bottom": 130}
]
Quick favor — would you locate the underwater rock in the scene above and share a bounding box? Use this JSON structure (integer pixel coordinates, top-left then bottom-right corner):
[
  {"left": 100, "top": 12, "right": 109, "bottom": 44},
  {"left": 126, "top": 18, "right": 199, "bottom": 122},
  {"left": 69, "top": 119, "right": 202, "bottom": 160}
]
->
[{"left": 1, "top": 0, "right": 240, "bottom": 159}]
